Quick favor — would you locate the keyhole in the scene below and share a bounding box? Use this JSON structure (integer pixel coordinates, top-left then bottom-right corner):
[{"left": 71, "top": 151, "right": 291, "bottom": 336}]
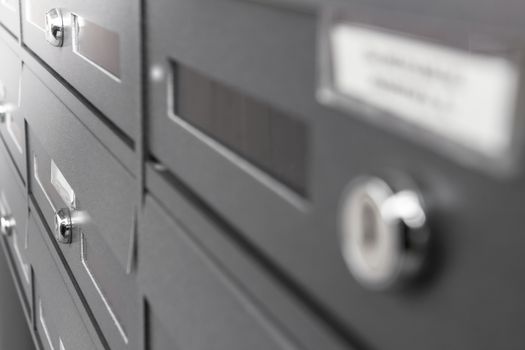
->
[{"left": 361, "top": 202, "right": 378, "bottom": 251}]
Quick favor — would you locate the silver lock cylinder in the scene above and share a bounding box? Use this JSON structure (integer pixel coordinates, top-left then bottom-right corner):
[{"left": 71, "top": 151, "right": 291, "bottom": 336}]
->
[
  {"left": 54, "top": 208, "right": 73, "bottom": 244},
  {"left": 0, "top": 103, "right": 15, "bottom": 124},
  {"left": 45, "top": 8, "right": 64, "bottom": 47},
  {"left": 0, "top": 215, "right": 15, "bottom": 236},
  {"left": 0, "top": 107, "right": 6, "bottom": 124},
  {"left": 0, "top": 83, "right": 6, "bottom": 102},
  {"left": 339, "top": 176, "right": 429, "bottom": 291}
]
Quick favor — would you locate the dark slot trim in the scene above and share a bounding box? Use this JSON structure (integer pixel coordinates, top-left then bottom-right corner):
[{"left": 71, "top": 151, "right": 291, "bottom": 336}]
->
[{"left": 168, "top": 60, "right": 310, "bottom": 198}]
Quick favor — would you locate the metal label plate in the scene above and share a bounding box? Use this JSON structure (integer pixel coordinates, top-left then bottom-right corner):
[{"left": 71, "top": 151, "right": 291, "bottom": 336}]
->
[{"left": 50, "top": 160, "right": 76, "bottom": 208}]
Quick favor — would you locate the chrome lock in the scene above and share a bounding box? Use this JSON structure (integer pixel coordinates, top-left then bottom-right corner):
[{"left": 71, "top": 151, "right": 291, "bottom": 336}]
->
[
  {"left": 339, "top": 176, "right": 429, "bottom": 291},
  {"left": 0, "top": 82, "right": 6, "bottom": 102},
  {"left": 54, "top": 208, "right": 73, "bottom": 244},
  {"left": 45, "top": 8, "right": 64, "bottom": 47},
  {"left": 0, "top": 107, "right": 6, "bottom": 124},
  {"left": 0, "top": 215, "right": 15, "bottom": 236},
  {"left": 0, "top": 103, "right": 15, "bottom": 124}
]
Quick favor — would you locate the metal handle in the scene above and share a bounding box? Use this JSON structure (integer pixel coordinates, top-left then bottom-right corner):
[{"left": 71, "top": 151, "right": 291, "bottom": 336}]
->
[
  {"left": 339, "top": 176, "right": 430, "bottom": 291},
  {"left": 54, "top": 208, "right": 73, "bottom": 244},
  {"left": 45, "top": 8, "right": 64, "bottom": 47},
  {"left": 0, "top": 215, "right": 15, "bottom": 236}
]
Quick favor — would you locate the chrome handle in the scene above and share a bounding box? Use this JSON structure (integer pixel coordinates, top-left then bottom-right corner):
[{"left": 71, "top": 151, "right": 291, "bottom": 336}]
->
[
  {"left": 54, "top": 208, "right": 73, "bottom": 244},
  {"left": 45, "top": 8, "right": 64, "bottom": 47},
  {"left": 0, "top": 215, "right": 15, "bottom": 236},
  {"left": 339, "top": 176, "right": 430, "bottom": 291}
]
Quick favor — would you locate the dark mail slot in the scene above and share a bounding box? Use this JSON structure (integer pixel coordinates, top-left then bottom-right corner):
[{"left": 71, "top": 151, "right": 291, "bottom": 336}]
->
[
  {"left": 171, "top": 62, "right": 310, "bottom": 196},
  {"left": 73, "top": 15, "right": 121, "bottom": 79}
]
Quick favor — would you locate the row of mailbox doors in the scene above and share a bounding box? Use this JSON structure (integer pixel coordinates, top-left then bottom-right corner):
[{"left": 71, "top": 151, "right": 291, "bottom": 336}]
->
[{"left": 2, "top": 0, "right": 525, "bottom": 349}]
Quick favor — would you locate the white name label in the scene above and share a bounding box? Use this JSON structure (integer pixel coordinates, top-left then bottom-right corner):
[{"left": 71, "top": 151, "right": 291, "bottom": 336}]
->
[
  {"left": 51, "top": 160, "right": 76, "bottom": 208},
  {"left": 330, "top": 25, "right": 520, "bottom": 157}
]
